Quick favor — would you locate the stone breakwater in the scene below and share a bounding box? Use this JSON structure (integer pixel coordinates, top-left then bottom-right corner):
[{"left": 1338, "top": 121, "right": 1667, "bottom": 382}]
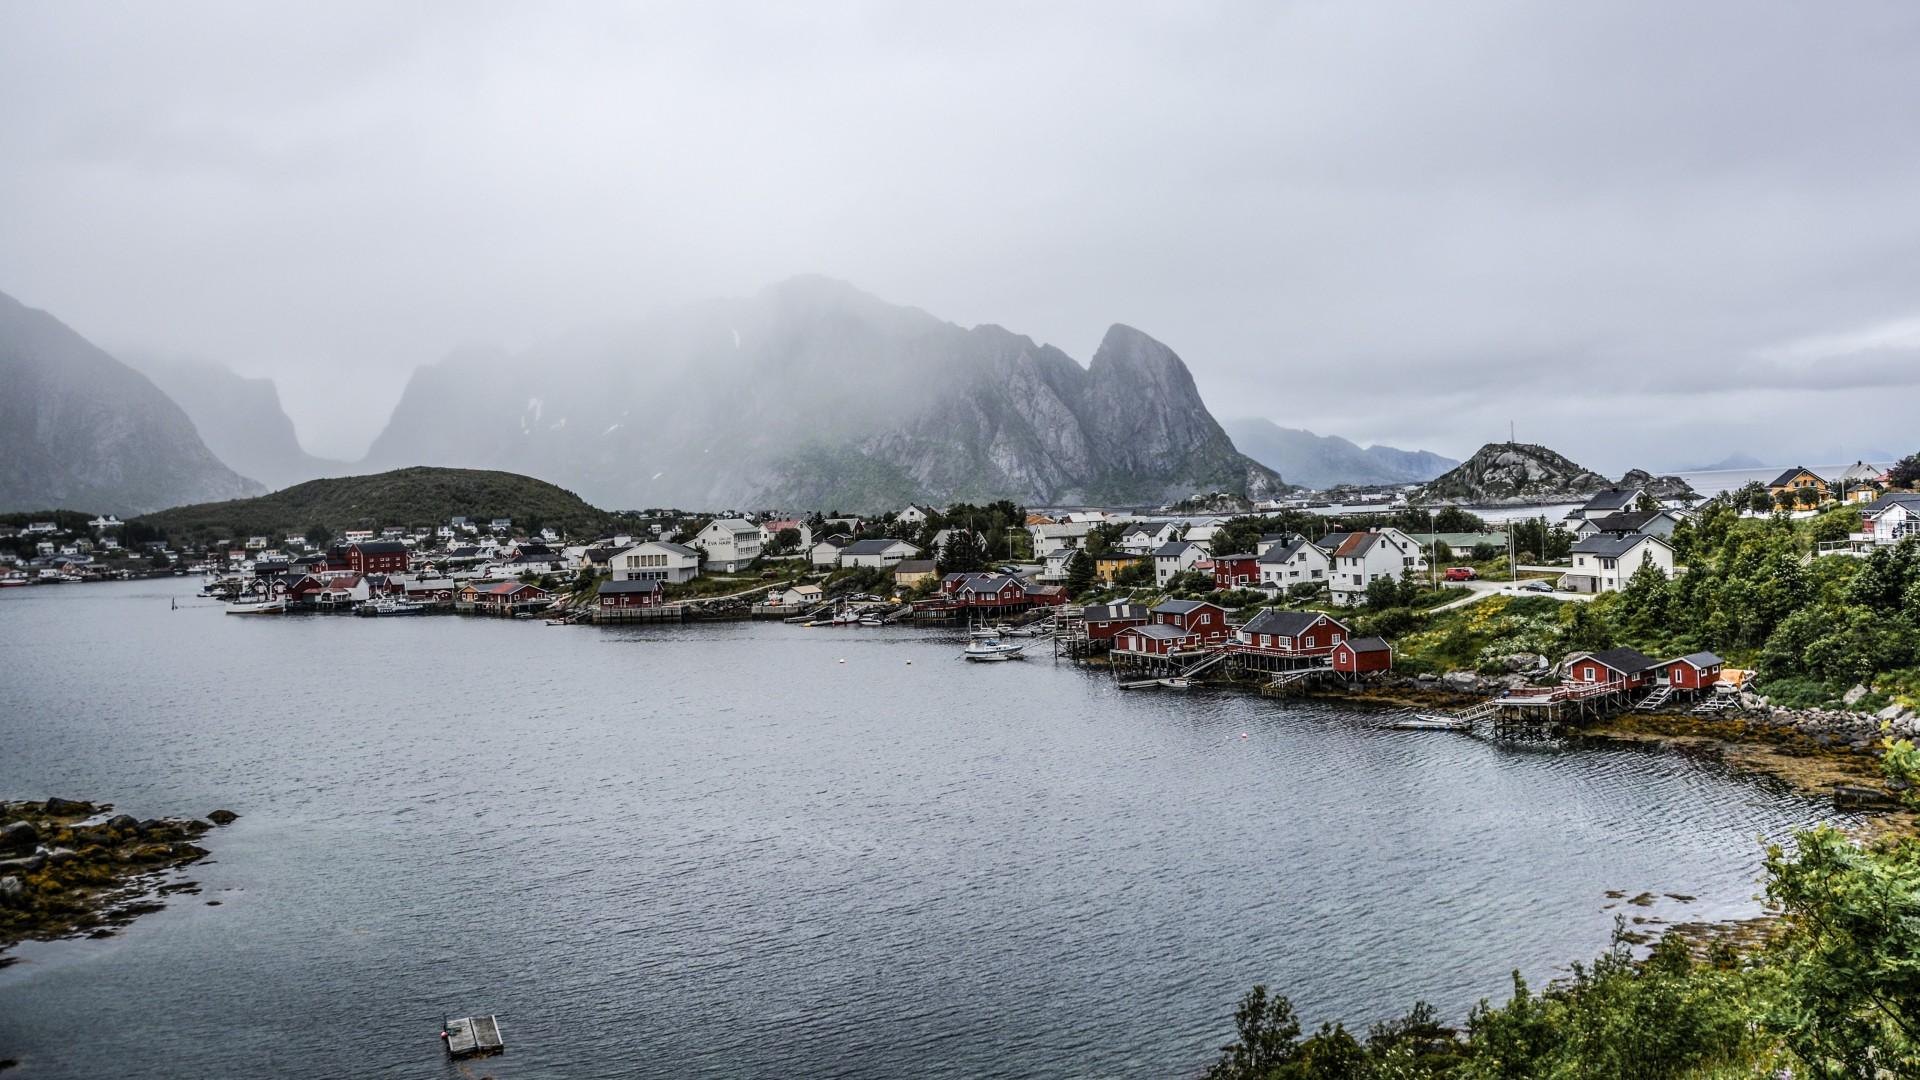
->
[{"left": 1, "top": 799, "right": 238, "bottom": 963}]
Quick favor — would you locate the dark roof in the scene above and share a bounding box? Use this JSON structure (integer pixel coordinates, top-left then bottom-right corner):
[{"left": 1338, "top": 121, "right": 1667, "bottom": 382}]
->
[
  {"left": 1585, "top": 510, "right": 1663, "bottom": 534},
  {"left": 1239, "top": 609, "right": 1336, "bottom": 637},
  {"left": 1670, "top": 651, "right": 1724, "bottom": 669},
  {"left": 351, "top": 541, "right": 408, "bottom": 554},
  {"left": 816, "top": 535, "right": 851, "bottom": 548},
  {"left": 1152, "top": 541, "right": 1195, "bottom": 557},
  {"left": 1342, "top": 636, "right": 1392, "bottom": 654},
  {"left": 1861, "top": 492, "right": 1920, "bottom": 516},
  {"left": 1572, "top": 533, "right": 1669, "bottom": 557},
  {"left": 1119, "top": 624, "right": 1192, "bottom": 640},
  {"left": 893, "top": 559, "right": 937, "bottom": 574},
  {"left": 1580, "top": 488, "right": 1641, "bottom": 512},
  {"left": 1769, "top": 467, "right": 1822, "bottom": 488},
  {"left": 1083, "top": 603, "right": 1148, "bottom": 621},
  {"left": 1152, "top": 599, "right": 1218, "bottom": 615},
  {"left": 646, "top": 541, "right": 700, "bottom": 558},
  {"left": 844, "top": 538, "right": 915, "bottom": 555},
  {"left": 1211, "top": 552, "right": 1258, "bottom": 561},
  {"left": 1258, "top": 539, "right": 1312, "bottom": 564},
  {"left": 597, "top": 579, "right": 661, "bottom": 595},
  {"left": 1585, "top": 647, "right": 1659, "bottom": 675},
  {"left": 584, "top": 548, "right": 617, "bottom": 565}
]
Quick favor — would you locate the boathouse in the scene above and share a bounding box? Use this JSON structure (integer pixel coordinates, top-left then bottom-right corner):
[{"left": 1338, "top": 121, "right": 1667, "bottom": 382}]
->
[
  {"left": 461, "top": 581, "right": 550, "bottom": 614},
  {"left": 1149, "top": 599, "right": 1230, "bottom": 643},
  {"left": 1211, "top": 553, "right": 1260, "bottom": 591},
  {"left": 1112, "top": 623, "right": 1201, "bottom": 657},
  {"left": 1082, "top": 602, "right": 1149, "bottom": 641},
  {"left": 1331, "top": 636, "right": 1393, "bottom": 675},
  {"left": 1661, "top": 651, "right": 1724, "bottom": 690},
  {"left": 1567, "top": 647, "right": 1660, "bottom": 689},
  {"left": 1231, "top": 609, "right": 1348, "bottom": 657},
  {"left": 596, "top": 578, "right": 665, "bottom": 609}
]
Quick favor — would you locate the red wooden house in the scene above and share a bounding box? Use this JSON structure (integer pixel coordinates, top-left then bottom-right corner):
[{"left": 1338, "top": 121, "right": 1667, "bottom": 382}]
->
[
  {"left": 463, "top": 581, "right": 549, "bottom": 610},
  {"left": 1660, "top": 652, "right": 1724, "bottom": 690},
  {"left": 1567, "top": 647, "right": 1660, "bottom": 689},
  {"left": 1331, "top": 636, "right": 1393, "bottom": 675},
  {"left": 1113, "top": 623, "right": 1204, "bottom": 656},
  {"left": 1150, "top": 600, "right": 1230, "bottom": 643},
  {"left": 1211, "top": 553, "right": 1261, "bottom": 591},
  {"left": 1231, "top": 610, "right": 1350, "bottom": 657},
  {"left": 1081, "top": 602, "right": 1149, "bottom": 641},
  {"left": 597, "top": 579, "right": 665, "bottom": 608},
  {"left": 347, "top": 540, "right": 409, "bottom": 576}
]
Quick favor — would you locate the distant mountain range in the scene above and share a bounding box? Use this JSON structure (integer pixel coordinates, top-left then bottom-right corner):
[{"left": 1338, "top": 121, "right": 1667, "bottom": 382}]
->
[
  {"left": 359, "top": 277, "right": 1282, "bottom": 510},
  {"left": 0, "top": 290, "right": 261, "bottom": 516},
  {"left": 1686, "top": 452, "right": 1766, "bottom": 471},
  {"left": 121, "top": 354, "right": 347, "bottom": 491},
  {"left": 1223, "top": 419, "right": 1457, "bottom": 489}
]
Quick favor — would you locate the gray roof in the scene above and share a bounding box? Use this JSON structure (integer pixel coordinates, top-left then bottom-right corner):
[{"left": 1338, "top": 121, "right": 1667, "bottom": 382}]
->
[
  {"left": 1572, "top": 533, "right": 1668, "bottom": 557},
  {"left": 1768, "top": 467, "right": 1822, "bottom": 488},
  {"left": 598, "top": 579, "right": 661, "bottom": 594},
  {"left": 844, "top": 538, "right": 916, "bottom": 555},
  {"left": 646, "top": 541, "right": 701, "bottom": 558},
  {"left": 1343, "top": 636, "right": 1392, "bottom": 653},
  {"left": 1584, "top": 510, "right": 1663, "bottom": 534},
  {"left": 1082, "top": 603, "right": 1147, "bottom": 621},
  {"left": 1670, "top": 651, "right": 1723, "bottom": 669},
  {"left": 1152, "top": 599, "right": 1217, "bottom": 615},
  {"left": 1120, "top": 624, "right": 1193, "bottom": 640},
  {"left": 1862, "top": 492, "right": 1920, "bottom": 517},
  {"left": 1585, "top": 647, "right": 1659, "bottom": 675},
  {"left": 893, "top": 559, "right": 937, "bottom": 574},
  {"left": 1580, "top": 488, "right": 1642, "bottom": 512},
  {"left": 1153, "top": 541, "right": 1195, "bottom": 558},
  {"left": 1257, "top": 539, "right": 1312, "bottom": 564},
  {"left": 1239, "top": 609, "right": 1335, "bottom": 637}
]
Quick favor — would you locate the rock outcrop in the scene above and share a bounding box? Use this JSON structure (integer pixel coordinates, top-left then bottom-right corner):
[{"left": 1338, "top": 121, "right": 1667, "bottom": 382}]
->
[{"left": 1414, "top": 443, "right": 1698, "bottom": 506}]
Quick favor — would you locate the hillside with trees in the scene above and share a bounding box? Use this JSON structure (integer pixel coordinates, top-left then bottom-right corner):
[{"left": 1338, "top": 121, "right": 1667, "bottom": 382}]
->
[{"left": 132, "top": 466, "right": 616, "bottom": 543}]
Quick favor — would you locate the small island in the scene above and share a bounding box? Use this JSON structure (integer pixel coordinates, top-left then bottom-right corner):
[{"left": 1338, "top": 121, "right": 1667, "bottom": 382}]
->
[{"left": 0, "top": 799, "right": 237, "bottom": 963}]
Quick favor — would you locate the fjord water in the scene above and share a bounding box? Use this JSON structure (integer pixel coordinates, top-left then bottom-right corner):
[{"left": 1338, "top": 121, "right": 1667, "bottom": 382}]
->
[{"left": 0, "top": 581, "right": 1843, "bottom": 1079}]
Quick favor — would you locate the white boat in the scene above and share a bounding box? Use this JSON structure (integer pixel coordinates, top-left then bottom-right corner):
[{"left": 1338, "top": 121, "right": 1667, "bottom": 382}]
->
[
  {"left": 962, "top": 635, "right": 1028, "bottom": 661},
  {"left": 225, "top": 598, "right": 287, "bottom": 615},
  {"left": 1158, "top": 677, "right": 1192, "bottom": 690},
  {"left": 0, "top": 571, "right": 28, "bottom": 587},
  {"left": 357, "top": 597, "right": 427, "bottom": 616},
  {"left": 1383, "top": 713, "right": 1474, "bottom": 731},
  {"left": 858, "top": 616, "right": 884, "bottom": 627}
]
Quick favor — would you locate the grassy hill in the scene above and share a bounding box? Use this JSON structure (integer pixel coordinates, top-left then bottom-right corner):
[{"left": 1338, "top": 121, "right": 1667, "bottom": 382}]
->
[{"left": 134, "top": 466, "right": 615, "bottom": 542}]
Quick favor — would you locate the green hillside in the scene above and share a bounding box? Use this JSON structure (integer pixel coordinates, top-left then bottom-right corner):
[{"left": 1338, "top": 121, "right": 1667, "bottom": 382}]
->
[{"left": 134, "top": 466, "right": 615, "bottom": 542}]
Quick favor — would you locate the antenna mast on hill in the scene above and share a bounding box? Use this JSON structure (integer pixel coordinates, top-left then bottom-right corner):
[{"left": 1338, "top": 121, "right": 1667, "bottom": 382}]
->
[{"left": 1509, "top": 420, "right": 1516, "bottom": 446}]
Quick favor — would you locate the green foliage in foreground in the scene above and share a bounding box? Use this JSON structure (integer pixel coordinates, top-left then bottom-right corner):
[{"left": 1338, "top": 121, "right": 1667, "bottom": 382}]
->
[{"left": 1205, "top": 743, "right": 1920, "bottom": 1079}]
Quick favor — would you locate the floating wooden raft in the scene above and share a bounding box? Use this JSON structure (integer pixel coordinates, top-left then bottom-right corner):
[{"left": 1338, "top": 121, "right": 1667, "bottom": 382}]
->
[{"left": 444, "top": 1015, "right": 505, "bottom": 1058}]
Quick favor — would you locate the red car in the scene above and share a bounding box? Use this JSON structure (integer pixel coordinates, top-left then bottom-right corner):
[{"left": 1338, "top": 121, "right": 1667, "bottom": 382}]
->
[{"left": 1443, "top": 567, "right": 1478, "bottom": 582}]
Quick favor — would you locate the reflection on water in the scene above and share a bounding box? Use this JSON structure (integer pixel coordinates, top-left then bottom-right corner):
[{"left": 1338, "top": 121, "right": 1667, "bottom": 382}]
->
[{"left": 0, "top": 580, "right": 1843, "bottom": 1079}]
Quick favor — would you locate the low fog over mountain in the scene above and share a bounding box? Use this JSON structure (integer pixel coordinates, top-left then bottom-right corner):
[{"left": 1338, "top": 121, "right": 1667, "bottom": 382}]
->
[{"left": 363, "top": 277, "right": 1280, "bottom": 510}]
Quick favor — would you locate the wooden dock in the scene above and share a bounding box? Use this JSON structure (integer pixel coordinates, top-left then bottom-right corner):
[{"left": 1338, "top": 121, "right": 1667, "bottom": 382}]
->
[{"left": 444, "top": 1015, "right": 504, "bottom": 1058}]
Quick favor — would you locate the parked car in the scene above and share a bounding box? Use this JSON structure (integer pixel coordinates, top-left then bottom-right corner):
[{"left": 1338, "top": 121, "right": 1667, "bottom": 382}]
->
[
  {"left": 1518, "top": 579, "right": 1554, "bottom": 593},
  {"left": 1443, "top": 567, "right": 1478, "bottom": 582}
]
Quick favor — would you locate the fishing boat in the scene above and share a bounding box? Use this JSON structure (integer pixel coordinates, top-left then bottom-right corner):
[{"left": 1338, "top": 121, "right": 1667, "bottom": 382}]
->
[
  {"left": 225, "top": 598, "right": 287, "bottom": 615},
  {"left": 962, "top": 635, "right": 1027, "bottom": 662},
  {"left": 0, "top": 570, "right": 28, "bottom": 587},
  {"left": 1383, "top": 713, "right": 1474, "bottom": 731},
  {"left": 356, "top": 597, "right": 427, "bottom": 616}
]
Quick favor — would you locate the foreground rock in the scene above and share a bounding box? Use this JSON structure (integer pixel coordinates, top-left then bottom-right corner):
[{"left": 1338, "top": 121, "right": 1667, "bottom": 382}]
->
[{"left": 0, "top": 799, "right": 233, "bottom": 962}]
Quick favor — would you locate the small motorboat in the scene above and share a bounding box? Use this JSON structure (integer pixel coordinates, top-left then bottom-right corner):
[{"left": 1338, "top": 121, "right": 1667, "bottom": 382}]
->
[
  {"left": 1383, "top": 713, "right": 1474, "bottom": 731},
  {"left": 858, "top": 616, "right": 884, "bottom": 627},
  {"left": 357, "top": 597, "right": 428, "bottom": 616},
  {"left": 962, "top": 635, "right": 1028, "bottom": 662},
  {"left": 225, "top": 598, "right": 287, "bottom": 615},
  {"left": 1157, "top": 677, "right": 1192, "bottom": 690}
]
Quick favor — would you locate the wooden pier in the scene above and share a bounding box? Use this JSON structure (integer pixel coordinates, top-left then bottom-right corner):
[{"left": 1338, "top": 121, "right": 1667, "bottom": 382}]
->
[{"left": 443, "top": 1015, "right": 504, "bottom": 1058}]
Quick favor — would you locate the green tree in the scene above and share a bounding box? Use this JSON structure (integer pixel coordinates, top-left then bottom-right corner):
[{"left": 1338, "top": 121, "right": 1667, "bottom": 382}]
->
[
  {"left": 1205, "top": 986, "right": 1302, "bottom": 1080},
  {"left": 305, "top": 523, "right": 333, "bottom": 547},
  {"left": 1064, "top": 550, "right": 1095, "bottom": 596},
  {"left": 1434, "top": 506, "right": 1482, "bottom": 533},
  {"left": 768, "top": 526, "right": 802, "bottom": 555},
  {"left": 1796, "top": 485, "right": 1824, "bottom": 510},
  {"left": 1888, "top": 452, "right": 1920, "bottom": 489},
  {"left": 937, "top": 529, "right": 988, "bottom": 574}
]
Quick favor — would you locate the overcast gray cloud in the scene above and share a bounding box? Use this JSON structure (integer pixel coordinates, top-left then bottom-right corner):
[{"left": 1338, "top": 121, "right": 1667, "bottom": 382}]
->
[{"left": 3, "top": 1, "right": 1917, "bottom": 468}]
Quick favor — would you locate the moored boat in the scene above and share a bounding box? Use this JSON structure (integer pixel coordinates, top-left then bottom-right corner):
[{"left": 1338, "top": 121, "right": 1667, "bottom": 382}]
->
[
  {"left": 225, "top": 598, "right": 287, "bottom": 615},
  {"left": 962, "top": 635, "right": 1027, "bottom": 661}
]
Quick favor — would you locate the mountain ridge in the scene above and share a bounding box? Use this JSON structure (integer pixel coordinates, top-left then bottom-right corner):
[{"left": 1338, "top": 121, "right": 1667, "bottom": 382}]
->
[
  {"left": 1224, "top": 418, "right": 1457, "bottom": 489},
  {"left": 0, "top": 290, "right": 262, "bottom": 516},
  {"left": 359, "top": 277, "right": 1283, "bottom": 511},
  {"left": 120, "top": 354, "right": 348, "bottom": 491}
]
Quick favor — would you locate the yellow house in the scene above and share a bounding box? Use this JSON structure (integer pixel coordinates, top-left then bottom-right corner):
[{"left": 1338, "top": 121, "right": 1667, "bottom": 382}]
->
[
  {"left": 1094, "top": 552, "right": 1145, "bottom": 584},
  {"left": 892, "top": 559, "right": 939, "bottom": 589},
  {"left": 1768, "top": 467, "right": 1829, "bottom": 504}
]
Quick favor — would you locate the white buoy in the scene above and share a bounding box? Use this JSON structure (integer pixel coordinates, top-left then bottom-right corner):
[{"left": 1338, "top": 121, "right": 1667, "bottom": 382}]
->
[
  {"left": 1240, "top": 733, "right": 1249, "bottom": 739},
  {"left": 838, "top": 658, "right": 846, "bottom": 664}
]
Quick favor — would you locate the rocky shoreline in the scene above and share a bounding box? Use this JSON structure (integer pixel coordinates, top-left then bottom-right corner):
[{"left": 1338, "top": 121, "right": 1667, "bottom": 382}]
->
[{"left": 0, "top": 799, "right": 237, "bottom": 966}]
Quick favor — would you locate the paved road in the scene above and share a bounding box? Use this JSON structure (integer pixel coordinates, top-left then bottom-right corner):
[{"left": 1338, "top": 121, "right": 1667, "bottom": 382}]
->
[{"left": 1433, "top": 576, "right": 1597, "bottom": 611}]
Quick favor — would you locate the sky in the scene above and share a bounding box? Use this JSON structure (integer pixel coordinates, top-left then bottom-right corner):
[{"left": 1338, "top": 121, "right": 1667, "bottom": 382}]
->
[{"left": 3, "top": 2, "right": 1918, "bottom": 469}]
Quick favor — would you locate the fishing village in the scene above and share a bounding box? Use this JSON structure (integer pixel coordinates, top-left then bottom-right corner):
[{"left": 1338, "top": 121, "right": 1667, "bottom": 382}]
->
[{"left": 44, "top": 452, "right": 1909, "bottom": 772}]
